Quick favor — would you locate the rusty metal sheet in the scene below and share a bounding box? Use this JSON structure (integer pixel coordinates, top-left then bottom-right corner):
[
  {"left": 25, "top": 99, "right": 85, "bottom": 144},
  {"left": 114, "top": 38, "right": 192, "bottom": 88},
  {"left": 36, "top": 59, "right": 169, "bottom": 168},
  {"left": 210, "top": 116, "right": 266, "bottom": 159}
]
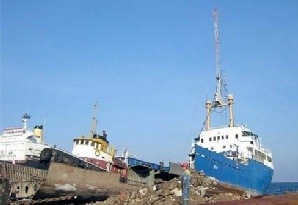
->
[{"left": 168, "top": 162, "right": 184, "bottom": 176}]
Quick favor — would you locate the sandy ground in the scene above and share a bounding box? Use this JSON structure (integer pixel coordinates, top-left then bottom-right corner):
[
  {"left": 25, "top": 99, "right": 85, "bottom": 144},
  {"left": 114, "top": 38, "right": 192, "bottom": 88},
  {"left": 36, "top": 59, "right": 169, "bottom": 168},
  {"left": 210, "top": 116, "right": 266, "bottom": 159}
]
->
[{"left": 209, "top": 192, "right": 298, "bottom": 205}]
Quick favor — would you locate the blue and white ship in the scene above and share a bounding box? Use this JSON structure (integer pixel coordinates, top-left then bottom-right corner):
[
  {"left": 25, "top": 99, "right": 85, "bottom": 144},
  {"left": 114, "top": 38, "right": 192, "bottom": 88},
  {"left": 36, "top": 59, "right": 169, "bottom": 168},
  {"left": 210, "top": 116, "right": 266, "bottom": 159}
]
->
[{"left": 189, "top": 9, "right": 274, "bottom": 196}]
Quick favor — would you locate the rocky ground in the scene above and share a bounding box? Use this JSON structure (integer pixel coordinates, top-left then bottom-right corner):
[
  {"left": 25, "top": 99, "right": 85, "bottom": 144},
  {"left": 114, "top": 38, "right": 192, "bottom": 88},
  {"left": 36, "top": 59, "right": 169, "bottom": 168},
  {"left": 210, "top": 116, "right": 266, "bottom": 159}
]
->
[{"left": 85, "top": 171, "right": 247, "bottom": 205}]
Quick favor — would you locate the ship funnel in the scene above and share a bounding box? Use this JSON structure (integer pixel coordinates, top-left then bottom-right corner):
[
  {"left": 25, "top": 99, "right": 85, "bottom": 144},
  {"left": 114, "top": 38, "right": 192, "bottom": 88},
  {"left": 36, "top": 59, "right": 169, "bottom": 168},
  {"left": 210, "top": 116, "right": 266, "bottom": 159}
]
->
[{"left": 34, "top": 125, "right": 44, "bottom": 142}]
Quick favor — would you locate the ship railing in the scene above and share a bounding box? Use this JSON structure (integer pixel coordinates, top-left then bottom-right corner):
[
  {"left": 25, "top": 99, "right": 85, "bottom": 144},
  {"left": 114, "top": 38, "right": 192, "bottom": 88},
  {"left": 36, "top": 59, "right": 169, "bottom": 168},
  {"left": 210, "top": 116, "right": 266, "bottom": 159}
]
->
[
  {"left": 209, "top": 125, "right": 228, "bottom": 129},
  {"left": 257, "top": 145, "right": 272, "bottom": 155},
  {"left": 210, "top": 124, "right": 245, "bottom": 130},
  {"left": 252, "top": 136, "right": 272, "bottom": 156},
  {"left": 234, "top": 124, "right": 247, "bottom": 127}
]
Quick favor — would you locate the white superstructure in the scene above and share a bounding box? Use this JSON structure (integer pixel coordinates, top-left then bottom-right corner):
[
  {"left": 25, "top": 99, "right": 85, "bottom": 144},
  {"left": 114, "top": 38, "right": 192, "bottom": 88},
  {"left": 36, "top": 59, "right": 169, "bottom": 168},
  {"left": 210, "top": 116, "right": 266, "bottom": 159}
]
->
[
  {"left": 72, "top": 131, "right": 115, "bottom": 164},
  {"left": 191, "top": 125, "right": 274, "bottom": 169},
  {"left": 0, "top": 113, "right": 49, "bottom": 163}
]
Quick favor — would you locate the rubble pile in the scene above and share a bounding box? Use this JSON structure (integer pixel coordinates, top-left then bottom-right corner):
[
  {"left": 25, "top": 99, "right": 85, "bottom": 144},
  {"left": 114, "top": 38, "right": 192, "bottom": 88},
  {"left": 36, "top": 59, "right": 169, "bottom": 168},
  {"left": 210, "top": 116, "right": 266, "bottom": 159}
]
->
[{"left": 88, "top": 171, "right": 246, "bottom": 205}]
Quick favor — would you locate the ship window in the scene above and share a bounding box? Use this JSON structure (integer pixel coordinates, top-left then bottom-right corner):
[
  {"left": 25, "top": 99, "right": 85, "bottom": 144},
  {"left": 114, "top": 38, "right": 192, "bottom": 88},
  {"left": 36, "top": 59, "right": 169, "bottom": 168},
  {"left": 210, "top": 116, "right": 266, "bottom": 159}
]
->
[
  {"left": 230, "top": 145, "right": 232, "bottom": 148},
  {"left": 217, "top": 136, "right": 220, "bottom": 140},
  {"left": 226, "top": 135, "right": 228, "bottom": 139},
  {"left": 223, "top": 145, "right": 226, "bottom": 148},
  {"left": 235, "top": 134, "right": 238, "bottom": 139},
  {"left": 80, "top": 140, "right": 84, "bottom": 145},
  {"left": 222, "top": 136, "right": 224, "bottom": 139},
  {"left": 200, "top": 139, "right": 204, "bottom": 143},
  {"left": 250, "top": 141, "right": 253, "bottom": 144},
  {"left": 209, "top": 137, "right": 212, "bottom": 141},
  {"left": 213, "top": 136, "right": 216, "bottom": 141},
  {"left": 211, "top": 146, "right": 214, "bottom": 150},
  {"left": 91, "top": 142, "right": 95, "bottom": 147},
  {"left": 243, "top": 131, "right": 253, "bottom": 136},
  {"left": 84, "top": 141, "right": 88, "bottom": 145}
]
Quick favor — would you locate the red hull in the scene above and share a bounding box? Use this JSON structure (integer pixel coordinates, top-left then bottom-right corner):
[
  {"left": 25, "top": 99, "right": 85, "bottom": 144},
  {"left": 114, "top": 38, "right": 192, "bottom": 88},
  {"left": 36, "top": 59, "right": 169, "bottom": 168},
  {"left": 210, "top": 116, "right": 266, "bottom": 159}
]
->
[{"left": 81, "top": 157, "right": 128, "bottom": 178}]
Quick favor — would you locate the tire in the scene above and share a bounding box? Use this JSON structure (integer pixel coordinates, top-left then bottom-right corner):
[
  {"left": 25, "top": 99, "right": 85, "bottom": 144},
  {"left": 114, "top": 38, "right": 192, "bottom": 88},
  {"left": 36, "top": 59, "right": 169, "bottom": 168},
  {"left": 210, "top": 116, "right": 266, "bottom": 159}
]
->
[
  {"left": 78, "top": 160, "right": 85, "bottom": 168},
  {"left": 40, "top": 148, "right": 52, "bottom": 162},
  {"left": 84, "top": 163, "right": 92, "bottom": 170},
  {"left": 54, "top": 152, "right": 63, "bottom": 163},
  {"left": 71, "top": 158, "right": 79, "bottom": 167}
]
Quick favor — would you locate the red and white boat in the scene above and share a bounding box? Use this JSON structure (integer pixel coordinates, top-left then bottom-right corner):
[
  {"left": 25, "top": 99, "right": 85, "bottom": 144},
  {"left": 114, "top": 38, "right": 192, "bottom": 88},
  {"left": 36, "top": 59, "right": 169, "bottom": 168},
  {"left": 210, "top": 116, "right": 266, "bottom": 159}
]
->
[{"left": 71, "top": 102, "right": 127, "bottom": 180}]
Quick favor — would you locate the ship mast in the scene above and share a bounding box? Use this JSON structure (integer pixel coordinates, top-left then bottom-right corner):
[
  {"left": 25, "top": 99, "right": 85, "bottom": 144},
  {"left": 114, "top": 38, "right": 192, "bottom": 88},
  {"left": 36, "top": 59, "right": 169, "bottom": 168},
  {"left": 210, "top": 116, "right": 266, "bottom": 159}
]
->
[
  {"left": 22, "top": 113, "right": 31, "bottom": 131},
  {"left": 90, "top": 102, "right": 98, "bottom": 138},
  {"left": 205, "top": 9, "right": 234, "bottom": 131},
  {"left": 213, "top": 9, "right": 223, "bottom": 107}
]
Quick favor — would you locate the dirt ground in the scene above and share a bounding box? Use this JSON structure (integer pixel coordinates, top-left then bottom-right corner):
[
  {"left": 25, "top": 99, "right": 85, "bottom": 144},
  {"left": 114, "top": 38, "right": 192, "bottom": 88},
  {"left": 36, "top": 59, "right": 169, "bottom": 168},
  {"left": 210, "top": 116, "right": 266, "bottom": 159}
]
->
[
  {"left": 210, "top": 193, "right": 298, "bottom": 205},
  {"left": 85, "top": 171, "right": 247, "bottom": 205},
  {"left": 38, "top": 163, "right": 298, "bottom": 205}
]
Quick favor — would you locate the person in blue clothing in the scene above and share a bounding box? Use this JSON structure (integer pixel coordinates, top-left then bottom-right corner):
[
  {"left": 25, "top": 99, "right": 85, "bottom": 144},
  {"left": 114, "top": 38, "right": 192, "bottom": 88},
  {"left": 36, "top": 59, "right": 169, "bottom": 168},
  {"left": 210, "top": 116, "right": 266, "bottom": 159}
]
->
[{"left": 181, "top": 163, "right": 191, "bottom": 205}]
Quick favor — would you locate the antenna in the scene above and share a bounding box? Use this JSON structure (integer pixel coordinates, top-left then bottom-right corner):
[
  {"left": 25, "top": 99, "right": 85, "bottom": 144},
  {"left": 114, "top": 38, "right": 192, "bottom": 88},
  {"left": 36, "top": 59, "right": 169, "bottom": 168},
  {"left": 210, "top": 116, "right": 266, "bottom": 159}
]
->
[
  {"left": 90, "top": 102, "right": 98, "bottom": 138},
  {"left": 213, "top": 9, "right": 223, "bottom": 107}
]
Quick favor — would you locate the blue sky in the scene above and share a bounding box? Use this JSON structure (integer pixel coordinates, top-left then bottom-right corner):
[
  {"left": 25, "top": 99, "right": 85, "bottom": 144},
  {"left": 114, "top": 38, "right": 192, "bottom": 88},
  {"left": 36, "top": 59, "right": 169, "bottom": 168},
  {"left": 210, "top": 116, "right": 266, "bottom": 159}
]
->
[{"left": 1, "top": 1, "right": 297, "bottom": 182}]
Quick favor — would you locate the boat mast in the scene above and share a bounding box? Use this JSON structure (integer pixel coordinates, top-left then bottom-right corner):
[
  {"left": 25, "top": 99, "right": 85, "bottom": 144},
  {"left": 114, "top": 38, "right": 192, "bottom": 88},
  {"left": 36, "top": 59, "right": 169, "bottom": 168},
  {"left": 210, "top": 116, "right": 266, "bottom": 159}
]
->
[
  {"left": 206, "top": 9, "right": 234, "bottom": 131},
  {"left": 90, "top": 102, "right": 98, "bottom": 138}
]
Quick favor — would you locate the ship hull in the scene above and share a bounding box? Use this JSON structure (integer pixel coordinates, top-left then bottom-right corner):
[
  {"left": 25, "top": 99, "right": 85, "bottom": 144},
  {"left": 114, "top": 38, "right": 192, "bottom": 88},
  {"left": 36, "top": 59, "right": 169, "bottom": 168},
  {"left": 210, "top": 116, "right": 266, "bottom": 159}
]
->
[
  {"left": 80, "top": 157, "right": 128, "bottom": 180},
  {"left": 0, "top": 160, "right": 49, "bottom": 170},
  {"left": 0, "top": 161, "right": 48, "bottom": 200},
  {"left": 37, "top": 162, "right": 135, "bottom": 198},
  {"left": 194, "top": 145, "right": 274, "bottom": 196}
]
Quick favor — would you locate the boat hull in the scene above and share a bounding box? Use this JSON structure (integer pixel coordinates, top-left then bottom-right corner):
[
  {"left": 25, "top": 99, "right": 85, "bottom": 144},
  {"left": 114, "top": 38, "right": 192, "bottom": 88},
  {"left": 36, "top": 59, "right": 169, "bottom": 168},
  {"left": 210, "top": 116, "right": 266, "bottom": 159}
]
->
[
  {"left": 81, "top": 157, "right": 128, "bottom": 179},
  {"left": 194, "top": 145, "right": 274, "bottom": 196}
]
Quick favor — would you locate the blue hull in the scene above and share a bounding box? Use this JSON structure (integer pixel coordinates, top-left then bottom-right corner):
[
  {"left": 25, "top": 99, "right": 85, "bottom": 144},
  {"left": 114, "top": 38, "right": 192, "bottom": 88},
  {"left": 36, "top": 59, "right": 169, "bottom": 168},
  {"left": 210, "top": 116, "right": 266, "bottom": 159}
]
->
[
  {"left": 194, "top": 145, "right": 274, "bottom": 195},
  {"left": 127, "top": 157, "right": 170, "bottom": 172}
]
